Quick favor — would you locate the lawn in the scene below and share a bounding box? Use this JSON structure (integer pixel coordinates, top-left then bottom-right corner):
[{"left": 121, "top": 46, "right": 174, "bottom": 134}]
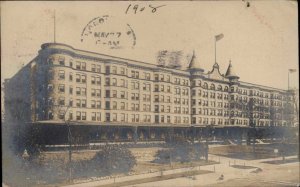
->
[{"left": 209, "top": 143, "right": 299, "bottom": 160}]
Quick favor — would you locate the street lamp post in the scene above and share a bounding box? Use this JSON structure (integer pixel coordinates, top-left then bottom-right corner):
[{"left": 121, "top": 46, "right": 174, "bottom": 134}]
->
[
  {"left": 66, "top": 120, "right": 72, "bottom": 182},
  {"left": 54, "top": 104, "right": 72, "bottom": 182}
]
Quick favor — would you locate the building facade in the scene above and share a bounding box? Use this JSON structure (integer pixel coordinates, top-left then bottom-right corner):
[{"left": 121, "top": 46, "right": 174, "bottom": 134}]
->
[{"left": 4, "top": 43, "right": 297, "bottom": 132}]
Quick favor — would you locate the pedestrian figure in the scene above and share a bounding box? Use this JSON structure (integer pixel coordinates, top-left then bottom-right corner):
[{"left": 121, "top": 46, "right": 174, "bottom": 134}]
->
[{"left": 218, "top": 174, "right": 224, "bottom": 180}]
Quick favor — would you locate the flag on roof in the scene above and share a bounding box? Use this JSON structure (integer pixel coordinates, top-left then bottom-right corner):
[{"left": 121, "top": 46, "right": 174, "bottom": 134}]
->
[{"left": 215, "top": 33, "right": 224, "bottom": 41}]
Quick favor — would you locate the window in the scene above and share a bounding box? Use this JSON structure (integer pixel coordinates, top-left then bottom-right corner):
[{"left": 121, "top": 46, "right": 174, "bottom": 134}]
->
[
  {"left": 112, "top": 90, "right": 117, "bottom": 98},
  {"left": 192, "top": 90, "right": 196, "bottom": 96},
  {"left": 76, "top": 74, "right": 81, "bottom": 82},
  {"left": 47, "top": 57, "right": 54, "bottom": 65},
  {"left": 81, "top": 75, "right": 86, "bottom": 83},
  {"left": 166, "top": 75, "right": 170, "bottom": 82},
  {"left": 105, "top": 66, "right": 110, "bottom": 74},
  {"left": 96, "top": 101, "right": 101, "bottom": 108},
  {"left": 167, "top": 86, "right": 171, "bottom": 93},
  {"left": 76, "top": 62, "right": 81, "bottom": 69},
  {"left": 47, "top": 84, "right": 54, "bottom": 92},
  {"left": 112, "top": 113, "right": 117, "bottom": 121},
  {"left": 92, "top": 112, "right": 96, "bottom": 121},
  {"left": 121, "top": 102, "right": 125, "bottom": 110},
  {"left": 82, "top": 88, "right": 86, "bottom": 96},
  {"left": 82, "top": 112, "right": 86, "bottom": 120},
  {"left": 105, "top": 101, "right": 110, "bottom": 109},
  {"left": 81, "top": 100, "right": 86, "bottom": 107},
  {"left": 92, "top": 76, "right": 100, "bottom": 85},
  {"left": 167, "top": 106, "right": 170, "bottom": 112},
  {"left": 91, "top": 89, "right": 96, "bottom": 97},
  {"left": 81, "top": 62, "right": 86, "bottom": 70},
  {"left": 106, "top": 113, "right": 110, "bottom": 121},
  {"left": 155, "top": 105, "right": 159, "bottom": 112},
  {"left": 96, "top": 65, "right": 101, "bottom": 73},
  {"left": 69, "top": 99, "right": 73, "bottom": 107},
  {"left": 155, "top": 115, "right": 159, "bottom": 123},
  {"left": 69, "top": 73, "right": 73, "bottom": 81},
  {"left": 91, "top": 64, "right": 96, "bottom": 72},
  {"left": 112, "top": 78, "right": 117, "bottom": 86},
  {"left": 112, "top": 101, "right": 117, "bottom": 109},
  {"left": 145, "top": 73, "right": 150, "bottom": 80},
  {"left": 59, "top": 97, "right": 65, "bottom": 105},
  {"left": 58, "top": 70, "right": 65, "bottom": 80},
  {"left": 120, "top": 114, "right": 125, "bottom": 122},
  {"left": 96, "top": 113, "right": 101, "bottom": 121},
  {"left": 120, "top": 67, "right": 125, "bottom": 75},
  {"left": 76, "top": 99, "right": 81, "bottom": 107},
  {"left": 59, "top": 110, "right": 65, "bottom": 119},
  {"left": 69, "top": 111, "right": 73, "bottom": 120},
  {"left": 131, "top": 70, "right": 139, "bottom": 78},
  {"left": 120, "top": 79, "right": 125, "bottom": 87},
  {"left": 59, "top": 57, "right": 65, "bottom": 65},
  {"left": 48, "top": 70, "right": 54, "bottom": 80},
  {"left": 76, "top": 112, "right": 81, "bottom": 120},
  {"left": 120, "top": 91, "right": 125, "bottom": 99},
  {"left": 96, "top": 77, "right": 101, "bottom": 85},
  {"left": 105, "top": 78, "right": 110, "bottom": 86},
  {"left": 91, "top": 76, "right": 96, "bottom": 84},
  {"left": 96, "top": 89, "right": 101, "bottom": 97},
  {"left": 106, "top": 90, "right": 110, "bottom": 98},
  {"left": 91, "top": 100, "right": 96, "bottom": 108},
  {"left": 112, "top": 66, "right": 117, "bottom": 74},
  {"left": 58, "top": 84, "right": 65, "bottom": 93}
]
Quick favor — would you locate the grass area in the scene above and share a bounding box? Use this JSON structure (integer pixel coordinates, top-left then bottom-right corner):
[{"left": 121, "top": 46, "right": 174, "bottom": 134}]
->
[
  {"left": 230, "top": 165, "right": 257, "bottom": 169},
  {"left": 14, "top": 147, "right": 217, "bottom": 186},
  {"left": 96, "top": 170, "right": 212, "bottom": 187},
  {"left": 209, "top": 144, "right": 299, "bottom": 160},
  {"left": 132, "top": 160, "right": 218, "bottom": 174}
]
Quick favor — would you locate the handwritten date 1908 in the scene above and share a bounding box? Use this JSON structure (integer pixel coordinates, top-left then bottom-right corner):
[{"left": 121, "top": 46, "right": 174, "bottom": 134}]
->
[{"left": 125, "top": 4, "right": 166, "bottom": 14}]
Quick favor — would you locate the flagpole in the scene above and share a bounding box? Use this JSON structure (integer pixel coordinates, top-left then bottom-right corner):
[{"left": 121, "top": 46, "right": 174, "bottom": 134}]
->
[
  {"left": 215, "top": 38, "right": 216, "bottom": 63},
  {"left": 288, "top": 70, "right": 290, "bottom": 90},
  {"left": 54, "top": 10, "right": 56, "bottom": 43}
]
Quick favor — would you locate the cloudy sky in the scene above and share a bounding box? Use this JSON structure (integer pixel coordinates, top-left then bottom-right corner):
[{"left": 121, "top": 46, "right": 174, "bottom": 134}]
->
[{"left": 1, "top": 1, "right": 298, "bottom": 90}]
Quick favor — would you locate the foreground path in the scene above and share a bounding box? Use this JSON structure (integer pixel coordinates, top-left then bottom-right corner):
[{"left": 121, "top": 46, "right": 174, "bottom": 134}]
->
[
  {"left": 125, "top": 155, "right": 299, "bottom": 187},
  {"left": 63, "top": 154, "right": 299, "bottom": 187}
]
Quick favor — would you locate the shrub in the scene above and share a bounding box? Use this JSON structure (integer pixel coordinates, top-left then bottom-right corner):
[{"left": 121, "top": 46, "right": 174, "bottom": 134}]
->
[{"left": 72, "top": 145, "right": 137, "bottom": 177}]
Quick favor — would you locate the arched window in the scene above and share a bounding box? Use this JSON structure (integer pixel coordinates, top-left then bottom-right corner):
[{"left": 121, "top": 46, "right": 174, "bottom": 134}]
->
[
  {"left": 224, "top": 86, "right": 228, "bottom": 92},
  {"left": 217, "top": 85, "right": 222, "bottom": 91},
  {"left": 210, "top": 84, "right": 215, "bottom": 90},
  {"left": 48, "top": 111, "right": 54, "bottom": 120},
  {"left": 203, "top": 82, "right": 208, "bottom": 89},
  {"left": 198, "top": 80, "right": 202, "bottom": 86}
]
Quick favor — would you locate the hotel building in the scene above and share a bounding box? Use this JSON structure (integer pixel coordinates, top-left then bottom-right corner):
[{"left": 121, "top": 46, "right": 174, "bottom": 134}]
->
[{"left": 4, "top": 43, "right": 297, "bottom": 143}]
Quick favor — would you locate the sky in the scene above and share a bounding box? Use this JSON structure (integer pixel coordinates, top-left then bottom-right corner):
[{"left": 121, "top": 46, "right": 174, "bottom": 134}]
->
[{"left": 1, "top": 1, "right": 298, "bottom": 90}]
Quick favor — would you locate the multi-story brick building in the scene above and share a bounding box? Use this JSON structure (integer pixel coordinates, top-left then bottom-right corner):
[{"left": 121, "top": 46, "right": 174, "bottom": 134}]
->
[{"left": 4, "top": 43, "right": 297, "bottom": 144}]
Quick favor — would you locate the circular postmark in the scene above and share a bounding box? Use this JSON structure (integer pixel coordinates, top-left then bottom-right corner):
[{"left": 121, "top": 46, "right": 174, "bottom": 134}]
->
[{"left": 81, "top": 15, "right": 136, "bottom": 49}]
